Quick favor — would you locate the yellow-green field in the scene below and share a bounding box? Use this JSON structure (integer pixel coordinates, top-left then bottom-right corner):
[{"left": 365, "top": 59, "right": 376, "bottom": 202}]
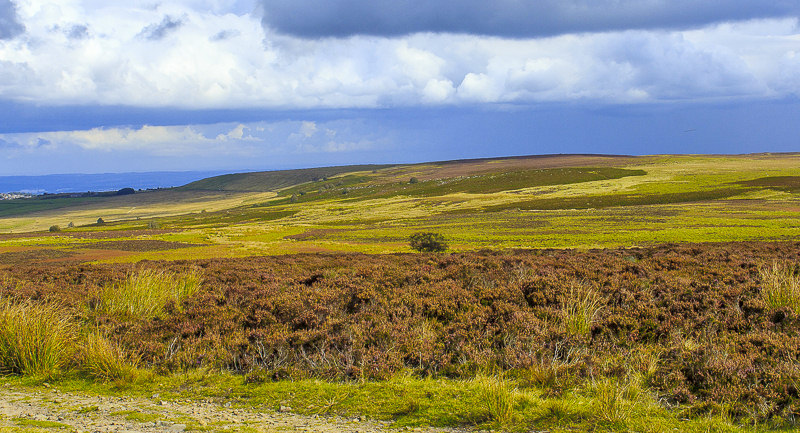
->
[{"left": 1, "top": 153, "right": 799, "bottom": 265}]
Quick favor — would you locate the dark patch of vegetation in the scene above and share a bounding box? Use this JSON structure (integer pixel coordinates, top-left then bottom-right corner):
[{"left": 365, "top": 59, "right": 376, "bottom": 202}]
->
[
  {"left": 0, "top": 196, "right": 101, "bottom": 218},
  {"left": 0, "top": 249, "right": 75, "bottom": 265},
  {"left": 86, "top": 240, "right": 200, "bottom": 252},
  {"left": 48, "top": 225, "right": 61, "bottom": 233},
  {"left": 484, "top": 187, "right": 747, "bottom": 211},
  {"left": 171, "top": 209, "right": 298, "bottom": 228},
  {"left": 5, "top": 242, "right": 800, "bottom": 422},
  {"left": 738, "top": 176, "right": 800, "bottom": 192},
  {"left": 116, "top": 188, "right": 136, "bottom": 196},
  {"left": 409, "top": 232, "right": 448, "bottom": 252}
]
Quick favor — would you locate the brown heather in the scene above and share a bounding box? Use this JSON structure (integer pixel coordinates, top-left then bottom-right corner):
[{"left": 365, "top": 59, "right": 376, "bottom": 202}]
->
[{"left": 3, "top": 241, "right": 800, "bottom": 420}]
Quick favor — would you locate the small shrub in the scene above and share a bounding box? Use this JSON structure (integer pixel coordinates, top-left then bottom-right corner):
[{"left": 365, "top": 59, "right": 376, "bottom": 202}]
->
[
  {"left": 409, "top": 232, "right": 448, "bottom": 252},
  {"left": 67, "top": 222, "right": 74, "bottom": 228},
  {"left": 95, "top": 268, "right": 203, "bottom": 319},
  {"left": 96, "top": 217, "right": 105, "bottom": 225},
  {"left": 759, "top": 261, "right": 800, "bottom": 313},
  {"left": 48, "top": 225, "right": 60, "bottom": 233},
  {"left": 0, "top": 298, "right": 76, "bottom": 377},
  {"left": 562, "top": 280, "right": 604, "bottom": 337},
  {"left": 409, "top": 177, "right": 419, "bottom": 184},
  {"left": 77, "top": 331, "right": 138, "bottom": 382}
]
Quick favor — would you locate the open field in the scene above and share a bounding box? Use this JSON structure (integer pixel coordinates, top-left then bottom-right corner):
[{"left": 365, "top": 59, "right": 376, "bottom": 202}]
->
[
  {"left": 2, "top": 153, "right": 800, "bottom": 431},
  {"left": 1, "top": 153, "right": 799, "bottom": 264}
]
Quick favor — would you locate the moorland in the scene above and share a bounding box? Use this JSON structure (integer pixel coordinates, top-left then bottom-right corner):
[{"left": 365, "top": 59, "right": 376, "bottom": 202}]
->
[{"left": 2, "top": 153, "right": 800, "bottom": 433}]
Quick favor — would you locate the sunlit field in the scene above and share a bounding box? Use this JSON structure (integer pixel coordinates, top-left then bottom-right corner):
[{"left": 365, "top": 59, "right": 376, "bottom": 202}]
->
[{"left": 1, "top": 153, "right": 798, "bottom": 265}]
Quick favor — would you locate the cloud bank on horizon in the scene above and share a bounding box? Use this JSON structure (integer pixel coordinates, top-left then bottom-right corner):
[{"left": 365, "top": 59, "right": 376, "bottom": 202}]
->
[{"left": 0, "top": 0, "right": 799, "bottom": 175}]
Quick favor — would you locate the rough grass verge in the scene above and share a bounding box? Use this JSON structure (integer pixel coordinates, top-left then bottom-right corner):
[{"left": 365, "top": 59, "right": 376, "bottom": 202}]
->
[
  {"left": 0, "top": 298, "right": 76, "bottom": 377},
  {"left": 94, "top": 268, "right": 202, "bottom": 319}
]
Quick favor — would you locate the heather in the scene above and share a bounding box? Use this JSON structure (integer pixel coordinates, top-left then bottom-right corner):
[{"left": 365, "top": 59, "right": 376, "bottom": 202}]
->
[{"left": 4, "top": 241, "right": 800, "bottom": 422}]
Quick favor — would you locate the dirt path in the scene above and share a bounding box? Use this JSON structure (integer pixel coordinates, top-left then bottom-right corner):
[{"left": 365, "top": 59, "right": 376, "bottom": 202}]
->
[{"left": 0, "top": 384, "right": 466, "bottom": 433}]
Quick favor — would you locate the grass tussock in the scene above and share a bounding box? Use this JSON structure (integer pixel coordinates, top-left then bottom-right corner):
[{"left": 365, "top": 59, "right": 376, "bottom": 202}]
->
[
  {"left": 0, "top": 298, "right": 76, "bottom": 377},
  {"left": 476, "top": 375, "right": 517, "bottom": 426},
  {"left": 589, "top": 377, "right": 642, "bottom": 425},
  {"left": 95, "top": 268, "right": 202, "bottom": 319},
  {"left": 759, "top": 261, "right": 800, "bottom": 313},
  {"left": 562, "top": 280, "right": 604, "bottom": 337},
  {"left": 77, "top": 331, "right": 138, "bottom": 382}
]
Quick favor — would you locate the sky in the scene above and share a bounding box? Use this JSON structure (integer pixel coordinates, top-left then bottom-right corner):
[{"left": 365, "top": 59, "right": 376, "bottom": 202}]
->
[{"left": 0, "top": 0, "right": 799, "bottom": 176}]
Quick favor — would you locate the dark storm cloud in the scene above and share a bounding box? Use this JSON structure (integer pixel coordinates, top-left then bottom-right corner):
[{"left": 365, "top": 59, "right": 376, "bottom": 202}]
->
[
  {"left": 0, "top": 0, "right": 24, "bottom": 40},
  {"left": 259, "top": 0, "right": 800, "bottom": 38},
  {"left": 138, "top": 16, "right": 184, "bottom": 40}
]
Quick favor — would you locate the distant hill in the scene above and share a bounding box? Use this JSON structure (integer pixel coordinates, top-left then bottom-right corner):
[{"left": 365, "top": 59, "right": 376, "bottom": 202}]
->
[{"left": 179, "top": 164, "right": 394, "bottom": 192}]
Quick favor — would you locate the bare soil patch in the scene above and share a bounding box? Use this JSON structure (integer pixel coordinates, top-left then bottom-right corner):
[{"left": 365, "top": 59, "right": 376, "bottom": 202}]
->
[{"left": 0, "top": 384, "right": 460, "bottom": 433}]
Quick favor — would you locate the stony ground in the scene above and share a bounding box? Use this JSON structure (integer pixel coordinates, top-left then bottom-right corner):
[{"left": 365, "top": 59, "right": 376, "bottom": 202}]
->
[{"left": 0, "top": 384, "right": 467, "bottom": 433}]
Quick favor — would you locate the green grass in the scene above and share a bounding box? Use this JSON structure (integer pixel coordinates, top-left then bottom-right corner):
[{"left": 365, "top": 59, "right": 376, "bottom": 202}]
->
[
  {"left": 2, "top": 153, "right": 800, "bottom": 261},
  {"left": 759, "top": 261, "right": 800, "bottom": 313},
  {"left": 0, "top": 299, "right": 76, "bottom": 378},
  {"left": 0, "top": 196, "right": 101, "bottom": 218},
  {"left": 109, "top": 410, "right": 161, "bottom": 423},
  {"left": 181, "top": 165, "right": 392, "bottom": 192},
  {"left": 11, "top": 419, "right": 71, "bottom": 429},
  {"left": 93, "top": 268, "right": 202, "bottom": 319},
  {"left": 561, "top": 280, "right": 604, "bottom": 337},
  {"left": 77, "top": 331, "right": 138, "bottom": 382},
  {"left": 275, "top": 167, "right": 646, "bottom": 205},
  {"left": 5, "top": 370, "right": 781, "bottom": 433}
]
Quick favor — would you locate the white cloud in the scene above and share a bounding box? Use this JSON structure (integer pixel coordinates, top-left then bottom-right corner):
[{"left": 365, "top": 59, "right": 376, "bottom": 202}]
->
[
  {"left": 0, "top": 1, "right": 798, "bottom": 108},
  {"left": 0, "top": 120, "right": 381, "bottom": 156}
]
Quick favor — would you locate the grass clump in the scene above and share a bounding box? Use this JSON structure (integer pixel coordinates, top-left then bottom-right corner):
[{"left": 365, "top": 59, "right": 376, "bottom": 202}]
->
[
  {"left": 95, "top": 268, "right": 202, "bottom": 319},
  {"left": 476, "top": 375, "right": 517, "bottom": 427},
  {"left": 759, "top": 261, "right": 800, "bottom": 313},
  {"left": 561, "top": 280, "right": 604, "bottom": 337},
  {"left": 13, "top": 418, "right": 71, "bottom": 429},
  {"left": 589, "top": 377, "right": 638, "bottom": 425},
  {"left": 0, "top": 298, "right": 76, "bottom": 377},
  {"left": 77, "top": 331, "right": 138, "bottom": 382}
]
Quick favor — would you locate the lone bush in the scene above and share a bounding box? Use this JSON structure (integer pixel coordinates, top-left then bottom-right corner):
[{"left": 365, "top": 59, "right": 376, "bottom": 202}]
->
[
  {"left": 48, "top": 225, "right": 60, "bottom": 233},
  {"left": 96, "top": 218, "right": 105, "bottom": 225},
  {"left": 409, "top": 232, "right": 448, "bottom": 252},
  {"left": 409, "top": 177, "right": 419, "bottom": 184}
]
